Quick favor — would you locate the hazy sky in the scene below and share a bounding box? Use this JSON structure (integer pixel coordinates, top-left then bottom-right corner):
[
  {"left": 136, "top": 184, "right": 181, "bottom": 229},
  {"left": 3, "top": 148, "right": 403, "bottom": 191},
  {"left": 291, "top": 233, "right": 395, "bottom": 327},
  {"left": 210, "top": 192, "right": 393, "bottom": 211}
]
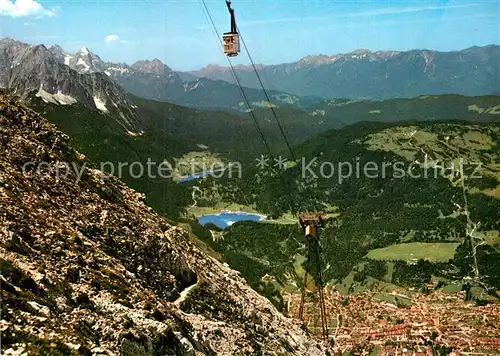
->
[{"left": 1, "top": 0, "right": 498, "bottom": 70}]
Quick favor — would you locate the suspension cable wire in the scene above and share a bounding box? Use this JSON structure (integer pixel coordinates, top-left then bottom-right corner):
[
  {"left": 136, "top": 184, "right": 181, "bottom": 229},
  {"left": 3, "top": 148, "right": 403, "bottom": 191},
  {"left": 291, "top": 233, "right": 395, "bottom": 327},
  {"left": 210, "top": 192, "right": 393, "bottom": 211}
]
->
[
  {"left": 238, "top": 32, "right": 297, "bottom": 163},
  {"left": 199, "top": 0, "right": 275, "bottom": 164},
  {"left": 225, "top": 3, "right": 326, "bottom": 336},
  {"left": 239, "top": 30, "right": 304, "bottom": 213},
  {"left": 198, "top": 0, "right": 262, "bottom": 209},
  {"left": 200, "top": 0, "right": 302, "bottom": 215},
  {"left": 236, "top": 20, "right": 304, "bottom": 214},
  {"left": 201, "top": 1, "right": 327, "bottom": 339},
  {"left": 202, "top": 5, "right": 255, "bottom": 159}
]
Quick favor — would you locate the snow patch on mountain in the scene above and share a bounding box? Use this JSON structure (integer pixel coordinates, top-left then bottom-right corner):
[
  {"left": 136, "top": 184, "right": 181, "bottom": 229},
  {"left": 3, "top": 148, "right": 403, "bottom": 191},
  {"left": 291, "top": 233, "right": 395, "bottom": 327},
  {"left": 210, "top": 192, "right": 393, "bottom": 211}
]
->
[
  {"left": 35, "top": 87, "right": 56, "bottom": 104},
  {"left": 105, "top": 66, "right": 131, "bottom": 76},
  {"left": 35, "top": 85, "right": 77, "bottom": 106},
  {"left": 93, "top": 96, "right": 108, "bottom": 113},
  {"left": 64, "top": 55, "right": 73, "bottom": 66},
  {"left": 54, "top": 91, "right": 78, "bottom": 105},
  {"left": 184, "top": 80, "right": 203, "bottom": 92},
  {"left": 310, "top": 109, "right": 326, "bottom": 116},
  {"left": 76, "top": 58, "right": 90, "bottom": 71}
]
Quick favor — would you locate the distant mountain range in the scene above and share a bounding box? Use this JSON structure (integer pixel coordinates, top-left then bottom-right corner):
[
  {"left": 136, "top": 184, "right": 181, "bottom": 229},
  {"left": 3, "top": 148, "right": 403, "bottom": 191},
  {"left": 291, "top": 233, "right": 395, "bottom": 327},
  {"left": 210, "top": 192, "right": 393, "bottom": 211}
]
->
[
  {"left": 2, "top": 38, "right": 498, "bottom": 116},
  {"left": 187, "top": 46, "right": 500, "bottom": 100},
  {"left": 0, "top": 38, "right": 143, "bottom": 133},
  {"left": 0, "top": 38, "right": 320, "bottom": 112}
]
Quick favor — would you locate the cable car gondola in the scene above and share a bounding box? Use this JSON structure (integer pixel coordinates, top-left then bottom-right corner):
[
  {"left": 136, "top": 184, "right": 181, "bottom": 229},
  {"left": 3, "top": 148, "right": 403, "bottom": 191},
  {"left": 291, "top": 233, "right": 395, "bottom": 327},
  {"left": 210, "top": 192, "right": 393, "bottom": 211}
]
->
[{"left": 223, "top": 0, "right": 240, "bottom": 57}]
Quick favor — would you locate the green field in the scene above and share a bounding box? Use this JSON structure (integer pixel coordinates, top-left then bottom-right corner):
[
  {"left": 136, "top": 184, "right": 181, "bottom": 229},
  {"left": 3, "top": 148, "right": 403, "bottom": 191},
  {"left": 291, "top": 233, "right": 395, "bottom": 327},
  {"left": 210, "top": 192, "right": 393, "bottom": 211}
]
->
[
  {"left": 262, "top": 212, "right": 297, "bottom": 225},
  {"left": 482, "top": 230, "right": 500, "bottom": 246},
  {"left": 366, "top": 242, "right": 460, "bottom": 262},
  {"left": 373, "top": 292, "right": 412, "bottom": 307},
  {"left": 187, "top": 202, "right": 260, "bottom": 217},
  {"left": 292, "top": 254, "right": 307, "bottom": 277}
]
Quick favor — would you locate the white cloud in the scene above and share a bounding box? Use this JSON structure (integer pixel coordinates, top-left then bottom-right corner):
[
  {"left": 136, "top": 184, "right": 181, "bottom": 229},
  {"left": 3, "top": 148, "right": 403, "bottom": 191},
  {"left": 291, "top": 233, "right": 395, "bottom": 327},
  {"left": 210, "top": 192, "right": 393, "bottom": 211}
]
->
[
  {"left": 105, "top": 34, "right": 126, "bottom": 44},
  {"left": 105, "top": 34, "right": 119, "bottom": 43},
  {"left": 0, "top": 0, "right": 58, "bottom": 18},
  {"left": 352, "top": 4, "right": 475, "bottom": 18}
]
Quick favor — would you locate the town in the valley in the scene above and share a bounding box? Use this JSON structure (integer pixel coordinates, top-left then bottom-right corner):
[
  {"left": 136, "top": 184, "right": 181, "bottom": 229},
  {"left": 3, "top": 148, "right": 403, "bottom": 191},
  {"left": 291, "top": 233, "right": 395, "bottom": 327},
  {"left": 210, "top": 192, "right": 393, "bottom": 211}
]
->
[{"left": 286, "top": 286, "right": 500, "bottom": 354}]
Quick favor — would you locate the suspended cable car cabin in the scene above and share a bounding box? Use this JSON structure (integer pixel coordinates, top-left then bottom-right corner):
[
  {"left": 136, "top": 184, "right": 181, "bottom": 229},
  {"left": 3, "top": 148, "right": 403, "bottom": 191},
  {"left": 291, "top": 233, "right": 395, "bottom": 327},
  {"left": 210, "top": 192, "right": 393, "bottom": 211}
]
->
[{"left": 223, "top": 1, "right": 240, "bottom": 57}]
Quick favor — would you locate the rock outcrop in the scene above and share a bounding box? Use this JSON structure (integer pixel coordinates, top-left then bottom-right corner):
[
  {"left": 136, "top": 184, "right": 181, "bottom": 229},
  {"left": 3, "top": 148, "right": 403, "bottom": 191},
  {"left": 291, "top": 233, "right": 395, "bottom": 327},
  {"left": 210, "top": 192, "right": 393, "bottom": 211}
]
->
[
  {"left": 0, "top": 39, "right": 141, "bottom": 134},
  {"left": 0, "top": 93, "right": 323, "bottom": 355}
]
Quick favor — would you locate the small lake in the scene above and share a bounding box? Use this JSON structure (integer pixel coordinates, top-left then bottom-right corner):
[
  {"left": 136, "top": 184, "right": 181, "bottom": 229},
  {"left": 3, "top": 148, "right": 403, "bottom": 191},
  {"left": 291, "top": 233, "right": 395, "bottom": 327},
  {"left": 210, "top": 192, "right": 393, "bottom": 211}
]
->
[
  {"left": 178, "top": 169, "right": 225, "bottom": 183},
  {"left": 197, "top": 211, "right": 267, "bottom": 229}
]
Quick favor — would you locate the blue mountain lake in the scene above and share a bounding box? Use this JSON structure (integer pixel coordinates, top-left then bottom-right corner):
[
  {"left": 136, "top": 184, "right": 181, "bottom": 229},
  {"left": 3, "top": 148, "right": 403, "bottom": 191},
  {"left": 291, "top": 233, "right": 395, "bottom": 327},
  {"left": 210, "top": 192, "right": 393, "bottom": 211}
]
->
[
  {"left": 178, "top": 166, "right": 240, "bottom": 183},
  {"left": 178, "top": 170, "right": 217, "bottom": 183},
  {"left": 197, "top": 211, "right": 267, "bottom": 229}
]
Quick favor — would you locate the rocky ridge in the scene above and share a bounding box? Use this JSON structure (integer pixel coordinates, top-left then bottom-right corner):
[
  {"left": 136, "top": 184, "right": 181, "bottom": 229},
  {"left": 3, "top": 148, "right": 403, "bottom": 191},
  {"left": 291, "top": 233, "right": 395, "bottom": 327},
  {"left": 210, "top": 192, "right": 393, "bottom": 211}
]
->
[
  {"left": 0, "top": 38, "right": 142, "bottom": 134},
  {"left": 188, "top": 46, "right": 500, "bottom": 100},
  {"left": 14, "top": 39, "right": 320, "bottom": 112},
  {"left": 0, "top": 93, "right": 323, "bottom": 355}
]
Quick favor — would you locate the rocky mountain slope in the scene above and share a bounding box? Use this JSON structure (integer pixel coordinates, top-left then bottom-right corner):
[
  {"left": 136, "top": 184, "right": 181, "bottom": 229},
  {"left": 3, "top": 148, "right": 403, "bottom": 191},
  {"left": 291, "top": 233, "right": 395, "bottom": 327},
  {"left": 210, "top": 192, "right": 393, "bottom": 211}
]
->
[
  {"left": 0, "top": 93, "right": 324, "bottom": 355},
  {"left": 0, "top": 38, "right": 141, "bottom": 134},
  {"left": 188, "top": 46, "right": 500, "bottom": 100}
]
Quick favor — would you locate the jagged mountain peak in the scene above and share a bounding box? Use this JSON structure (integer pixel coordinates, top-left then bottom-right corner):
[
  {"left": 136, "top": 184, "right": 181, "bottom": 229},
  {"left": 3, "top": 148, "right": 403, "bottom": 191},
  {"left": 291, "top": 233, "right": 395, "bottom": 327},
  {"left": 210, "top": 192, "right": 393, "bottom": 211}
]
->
[
  {"left": 69, "top": 46, "right": 105, "bottom": 73},
  {"left": 75, "top": 46, "right": 97, "bottom": 58},
  {"left": 31, "top": 43, "right": 48, "bottom": 51},
  {"left": 48, "top": 44, "right": 64, "bottom": 52},
  {"left": 48, "top": 44, "right": 66, "bottom": 63},
  {"left": 191, "top": 44, "right": 499, "bottom": 100},
  {"left": 297, "top": 54, "right": 334, "bottom": 67},
  {"left": 22, "top": 43, "right": 58, "bottom": 64},
  {"left": 0, "top": 37, "right": 21, "bottom": 46},
  {"left": 0, "top": 38, "right": 143, "bottom": 134},
  {"left": 150, "top": 58, "right": 164, "bottom": 64},
  {"left": 372, "top": 49, "right": 401, "bottom": 59},
  {"left": 78, "top": 46, "right": 91, "bottom": 55},
  {"left": 131, "top": 58, "right": 172, "bottom": 75},
  {"left": 204, "top": 64, "right": 227, "bottom": 70},
  {"left": 349, "top": 48, "right": 371, "bottom": 55}
]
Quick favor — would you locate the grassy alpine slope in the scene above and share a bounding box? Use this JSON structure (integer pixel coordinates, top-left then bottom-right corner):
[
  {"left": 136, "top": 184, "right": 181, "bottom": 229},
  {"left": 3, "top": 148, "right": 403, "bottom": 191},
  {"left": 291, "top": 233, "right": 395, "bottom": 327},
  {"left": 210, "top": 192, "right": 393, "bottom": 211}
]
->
[
  {"left": 19, "top": 89, "right": 500, "bottom": 307},
  {"left": 192, "top": 117, "right": 500, "bottom": 307}
]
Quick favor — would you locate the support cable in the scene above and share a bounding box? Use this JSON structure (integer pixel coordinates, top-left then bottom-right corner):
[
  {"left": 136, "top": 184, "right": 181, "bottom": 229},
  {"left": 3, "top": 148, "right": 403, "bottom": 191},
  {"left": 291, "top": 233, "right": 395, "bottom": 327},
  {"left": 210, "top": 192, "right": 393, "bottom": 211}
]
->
[
  {"left": 200, "top": 0, "right": 298, "bottom": 215},
  {"left": 238, "top": 32, "right": 297, "bottom": 162},
  {"left": 200, "top": 0, "right": 275, "bottom": 163}
]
